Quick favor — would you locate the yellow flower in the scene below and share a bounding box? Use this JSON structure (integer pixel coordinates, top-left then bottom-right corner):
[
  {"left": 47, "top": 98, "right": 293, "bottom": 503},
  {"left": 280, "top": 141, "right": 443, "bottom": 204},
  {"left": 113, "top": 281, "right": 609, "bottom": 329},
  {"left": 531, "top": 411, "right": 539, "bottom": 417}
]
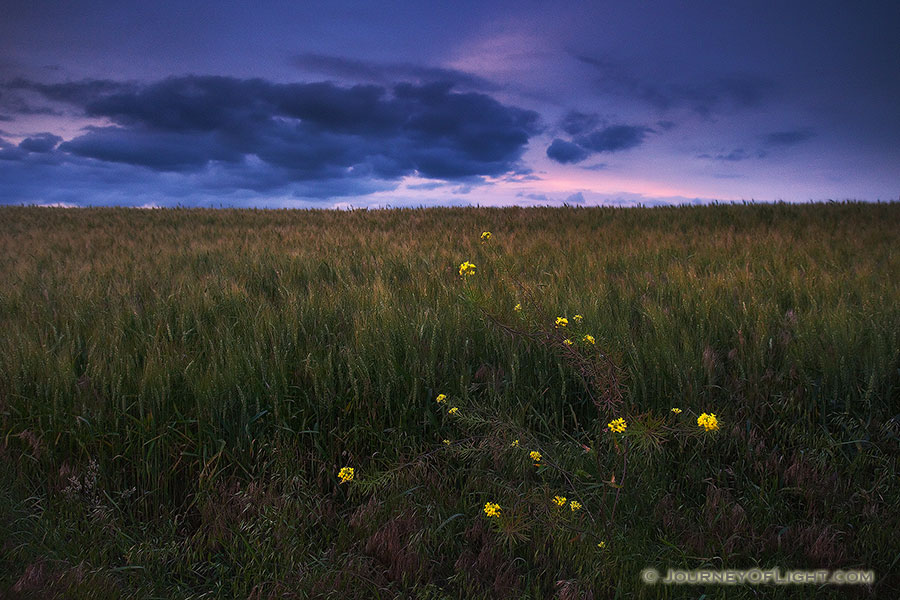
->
[
  {"left": 480, "top": 231, "right": 492, "bottom": 242},
  {"left": 607, "top": 417, "right": 627, "bottom": 433},
  {"left": 458, "top": 261, "right": 477, "bottom": 276},
  {"left": 555, "top": 317, "right": 568, "bottom": 328},
  {"left": 671, "top": 407, "right": 682, "bottom": 414},
  {"left": 510, "top": 439, "right": 519, "bottom": 448},
  {"left": 697, "top": 412, "right": 719, "bottom": 431},
  {"left": 573, "top": 314, "right": 583, "bottom": 323},
  {"left": 597, "top": 541, "right": 606, "bottom": 549},
  {"left": 514, "top": 303, "right": 522, "bottom": 312},
  {"left": 436, "top": 393, "right": 447, "bottom": 404},
  {"left": 583, "top": 334, "right": 595, "bottom": 345},
  {"left": 448, "top": 407, "right": 459, "bottom": 415},
  {"left": 530, "top": 450, "right": 542, "bottom": 463},
  {"left": 569, "top": 500, "right": 582, "bottom": 511},
  {"left": 563, "top": 339, "right": 573, "bottom": 346},
  {"left": 552, "top": 495, "right": 567, "bottom": 507},
  {"left": 338, "top": 466, "right": 354, "bottom": 484},
  {"left": 483, "top": 502, "right": 501, "bottom": 518},
  {"left": 443, "top": 439, "right": 451, "bottom": 445}
]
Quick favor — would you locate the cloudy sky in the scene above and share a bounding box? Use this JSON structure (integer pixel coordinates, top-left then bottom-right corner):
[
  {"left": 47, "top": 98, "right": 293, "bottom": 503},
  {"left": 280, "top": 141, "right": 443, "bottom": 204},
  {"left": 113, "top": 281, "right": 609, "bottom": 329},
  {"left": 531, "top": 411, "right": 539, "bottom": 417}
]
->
[{"left": 1, "top": 1, "right": 898, "bottom": 208}]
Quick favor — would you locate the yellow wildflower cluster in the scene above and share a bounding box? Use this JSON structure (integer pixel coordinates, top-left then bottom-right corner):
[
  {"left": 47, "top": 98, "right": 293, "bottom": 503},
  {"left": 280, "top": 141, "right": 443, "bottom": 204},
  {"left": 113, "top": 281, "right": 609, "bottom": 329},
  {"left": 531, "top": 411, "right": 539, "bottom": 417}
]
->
[
  {"left": 530, "top": 450, "right": 542, "bottom": 463},
  {"left": 607, "top": 417, "right": 627, "bottom": 433},
  {"left": 563, "top": 339, "right": 573, "bottom": 346},
  {"left": 583, "top": 334, "right": 595, "bottom": 345},
  {"left": 459, "top": 261, "right": 476, "bottom": 276},
  {"left": 552, "top": 495, "right": 567, "bottom": 507},
  {"left": 338, "top": 466, "right": 354, "bottom": 484},
  {"left": 573, "top": 314, "right": 583, "bottom": 323},
  {"left": 448, "top": 407, "right": 459, "bottom": 415},
  {"left": 569, "top": 500, "right": 582, "bottom": 511},
  {"left": 698, "top": 412, "right": 719, "bottom": 431},
  {"left": 443, "top": 439, "right": 451, "bottom": 445},
  {"left": 597, "top": 541, "right": 606, "bottom": 549},
  {"left": 510, "top": 439, "right": 519, "bottom": 448},
  {"left": 480, "top": 231, "right": 492, "bottom": 242},
  {"left": 514, "top": 303, "right": 522, "bottom": 312},
  {"left": 671, "top": 407, "right": 682, "bottom": 414},
  {"left": 435, "top": 393, "right": 447, "bottom": 404},
  {"left": 555, "top": 317, "right": 568, "bottom": 328},
  {"left": 483, "top": 502, "right": 501, "bottom": 518}
]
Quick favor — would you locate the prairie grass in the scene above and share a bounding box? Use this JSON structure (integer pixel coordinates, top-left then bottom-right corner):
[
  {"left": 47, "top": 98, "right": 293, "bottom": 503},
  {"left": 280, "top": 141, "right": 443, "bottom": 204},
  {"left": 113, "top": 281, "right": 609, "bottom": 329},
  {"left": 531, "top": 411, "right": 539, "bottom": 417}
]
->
[{"left": 0, "top": 202, "right": 898, "bottom": 598}]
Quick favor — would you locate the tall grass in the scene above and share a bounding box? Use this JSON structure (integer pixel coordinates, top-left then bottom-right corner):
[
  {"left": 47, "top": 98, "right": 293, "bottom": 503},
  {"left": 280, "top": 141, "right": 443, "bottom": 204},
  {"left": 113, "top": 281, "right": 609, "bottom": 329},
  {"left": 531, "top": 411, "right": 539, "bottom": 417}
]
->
[{"left": 0, "top": 202, "right": 898, "bottom": 598}]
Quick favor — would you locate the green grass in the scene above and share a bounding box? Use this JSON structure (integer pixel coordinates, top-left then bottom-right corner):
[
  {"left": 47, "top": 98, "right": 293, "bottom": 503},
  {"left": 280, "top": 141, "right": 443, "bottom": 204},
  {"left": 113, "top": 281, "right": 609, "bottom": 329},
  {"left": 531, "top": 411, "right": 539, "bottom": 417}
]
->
[{"left": 0, "top": 202, "right": 898, "bottom": 598}]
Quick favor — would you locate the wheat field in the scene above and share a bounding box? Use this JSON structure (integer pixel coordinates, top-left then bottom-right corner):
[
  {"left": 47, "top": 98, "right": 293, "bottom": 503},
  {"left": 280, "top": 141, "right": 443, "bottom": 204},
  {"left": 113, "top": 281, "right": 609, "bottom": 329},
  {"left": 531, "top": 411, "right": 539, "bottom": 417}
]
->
[{"left": 1, "top": 202, "right": 898, "bottom": 598}]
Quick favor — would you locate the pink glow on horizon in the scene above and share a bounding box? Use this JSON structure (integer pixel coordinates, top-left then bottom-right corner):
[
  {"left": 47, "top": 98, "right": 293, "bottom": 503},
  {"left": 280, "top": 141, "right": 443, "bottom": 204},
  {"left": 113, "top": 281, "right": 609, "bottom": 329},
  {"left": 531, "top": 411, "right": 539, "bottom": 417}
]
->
[
  {"left": 486, "top": 171, "right": 739, "bottom": 202},
  {"left": 379, "top": 172, "right": 740, "bottom": 207}
]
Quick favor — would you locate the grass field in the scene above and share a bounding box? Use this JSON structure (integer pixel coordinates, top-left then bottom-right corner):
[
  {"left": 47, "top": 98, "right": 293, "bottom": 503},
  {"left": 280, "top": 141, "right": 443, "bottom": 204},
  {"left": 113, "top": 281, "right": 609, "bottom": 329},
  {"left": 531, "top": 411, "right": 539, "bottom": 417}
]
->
[{"left": 1, "top": 202, "right": 898, "bottom": 598}]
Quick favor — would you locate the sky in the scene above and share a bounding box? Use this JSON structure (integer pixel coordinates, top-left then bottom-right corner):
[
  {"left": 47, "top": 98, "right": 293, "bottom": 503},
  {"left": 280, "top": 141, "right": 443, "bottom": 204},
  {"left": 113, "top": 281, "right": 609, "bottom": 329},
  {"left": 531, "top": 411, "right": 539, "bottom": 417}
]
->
[{"left": 1, "top": 0, "right": 898, "bottom": 208}]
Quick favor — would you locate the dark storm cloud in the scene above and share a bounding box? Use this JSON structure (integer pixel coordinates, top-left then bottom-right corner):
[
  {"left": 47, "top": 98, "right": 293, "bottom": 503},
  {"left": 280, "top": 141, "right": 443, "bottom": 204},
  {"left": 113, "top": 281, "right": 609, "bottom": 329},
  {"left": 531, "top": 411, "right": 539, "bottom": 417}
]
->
[
  {"left": 574, "top": 54, "right": 771, "bottom": 116},
  {"left": 547, "top": 123, "right": 651, "bottom": 164},
  {"left": 291, "top": 53, "right": 498, "bottom": 91},
  {"left": 18, "top": 132, "right": 62, "bottom": 153},
  {"left": 60, "top": 126, "right": 244, "bottom": 171},
  {"left": 546, "top": 138, "right": 589, "bottom": 164},
  {"left": 1, "top": 75, "right": 540, "bottom": 198},
  {"left": 575, "top": 125, "right": 650, "bottom": 153},
  {"left": 763, "top": 128, "right": 816, "bottom": 146},
  {"left": 80, "top": 77, "right": 276, "bottom": 132},
  {"left": 0, "top": 142, "right": 400, "bottom": 205}
]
